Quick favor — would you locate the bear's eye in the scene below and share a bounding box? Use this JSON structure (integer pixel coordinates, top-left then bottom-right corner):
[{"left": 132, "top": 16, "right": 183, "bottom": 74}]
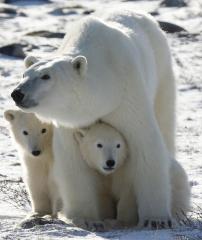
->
[
  {"left": 41, "top": 74, "right": 50, "bottom": 80},
  {"left": 97, "top": 143, "right": 103, "bottom": 148},
  {"left": 23, "top": 74, "right": 25, "bottom": 78},
  {"left": 116, "top": 144, "right": 121, "bottom": 148},
  {"left": 41, "top": 128, "right": 47, "bottom": 134},
  {"left": 23, "top": 130, "right": 28, "bottom": 135}
]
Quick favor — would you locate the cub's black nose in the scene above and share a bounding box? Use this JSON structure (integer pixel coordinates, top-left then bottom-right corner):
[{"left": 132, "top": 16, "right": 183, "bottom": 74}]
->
[
  {"left": 106, "top": 159, "right": 115, "bottom": 168},
  {"left": 11, "top": 89, "right": 24, "bottom": 104},
  {"left": 32, "top": 150, "right": 41, "bottom": 156}
]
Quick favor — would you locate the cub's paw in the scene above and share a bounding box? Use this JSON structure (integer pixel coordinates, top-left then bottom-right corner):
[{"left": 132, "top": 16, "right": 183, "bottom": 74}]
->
[
  {"left": 137, "top": 218, "right": 176, "bottom": 230},
  {"left": 72, "top": 218, "right": 106, "bottom": 232}
]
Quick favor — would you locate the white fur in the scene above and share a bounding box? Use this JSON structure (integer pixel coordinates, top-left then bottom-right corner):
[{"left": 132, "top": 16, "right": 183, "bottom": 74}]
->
[
  {"left": 4, "top": 109, "right": 59, "bottom": 216},
  {"left": 75, "top": 122, "right": 138, "bottom": 226},
  {"left": 76, "top": 123, "right": 191, "bottom": 226},
  {"left": 13, "top": 10, "right": 179, "bottom": 225},
  {"left": 74, "top": 122, "right": 127, "bottom": 176},
  {"left": 170, "top": 159, "right": 191, "bottom": 219}
]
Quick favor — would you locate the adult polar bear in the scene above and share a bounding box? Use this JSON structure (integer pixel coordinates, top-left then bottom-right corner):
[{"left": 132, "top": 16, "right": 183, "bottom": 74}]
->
[{"left": 11, "top": 10, "right": 176, "bottom": 227}]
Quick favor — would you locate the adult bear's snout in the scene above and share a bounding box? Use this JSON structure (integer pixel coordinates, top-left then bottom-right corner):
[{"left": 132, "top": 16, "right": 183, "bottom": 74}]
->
[{"left": 11, "top": 89, "right": 24, "bottom": 104}]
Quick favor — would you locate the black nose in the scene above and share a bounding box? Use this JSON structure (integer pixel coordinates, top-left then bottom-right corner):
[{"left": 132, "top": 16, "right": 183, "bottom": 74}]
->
[
  {"left": 11, "top": 89, "right": 24, "bottom": 104},
  {"left": 32, "top": 150, "right": 41, "bottom": 156},
  {"left": 106, "top": 159, "right": 115, "bottom": 167}
]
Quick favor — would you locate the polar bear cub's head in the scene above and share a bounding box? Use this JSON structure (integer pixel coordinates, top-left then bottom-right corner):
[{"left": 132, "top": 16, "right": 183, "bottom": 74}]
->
[
  {"left": 75, "top": 122, "right": 127, "bottom": 175},
  {"left": 4, "top": 109, "right": 53, "bottom": 158}
]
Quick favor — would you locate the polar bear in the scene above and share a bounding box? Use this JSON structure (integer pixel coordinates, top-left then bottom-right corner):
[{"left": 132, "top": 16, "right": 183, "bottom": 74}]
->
[
  {"left": 4, "top": 109, "right": 59, "bottom": 217},
  {"left": 75, "top": 122, "right": 191, "bottom": 226},
  {"left": 75, "top": 122, "right": 138, "bottom": 226},
  {"left": 11, "top": 10, "right": 178, "bottom": 228}
]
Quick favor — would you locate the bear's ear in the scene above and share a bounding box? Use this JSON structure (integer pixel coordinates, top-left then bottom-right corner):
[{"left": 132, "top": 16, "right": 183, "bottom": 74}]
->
[
  {"left": 71, "top": 55, "right": 88, "bottom": 77},
  {"left": 24, "top": 56, "right": 38, "bottom": 68},
  {"left": 74, "top": 129, "right": 87, "bottom": 144},
  {"left": 4, "top": 110, "right": 17, "bottom": 122}
]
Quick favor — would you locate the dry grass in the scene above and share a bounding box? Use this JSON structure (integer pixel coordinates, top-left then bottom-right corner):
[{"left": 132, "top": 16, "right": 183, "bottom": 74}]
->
[
  {"left": 0, "top": 179, "right": 30, "bottom": 210},
  {"left": 179, "top": 205, "right": 202, "bottom": 229},
  {"left": 173, "top": 205, "right": 202, "bottom": 240}
]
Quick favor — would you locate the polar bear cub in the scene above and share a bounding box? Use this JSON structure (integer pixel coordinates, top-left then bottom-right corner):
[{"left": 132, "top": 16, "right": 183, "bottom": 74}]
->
[
  {"left": 75, "top": 121, "right": 190, "bottom": 226},
  {"left": 4, "top": 109, "right": 59, "bottom": 217},
  {"left": 75, "top": 121, "right": 138, "bottom": 226}
]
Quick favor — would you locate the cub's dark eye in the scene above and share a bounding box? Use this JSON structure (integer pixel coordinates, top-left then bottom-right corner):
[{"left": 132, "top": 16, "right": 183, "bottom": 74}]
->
[
  {"left": 116, "top": 144, "right": 121, "bottom": 148},
  {"left": 23, "top": 130, "right": 28, "bottom": 135},
  {"left": 23, "top": 74, "right": 25, "bottom": 78},
  {"left": 41, "top": 128, "right": 47, "bottom": 134},
  {"left": 97, "top": 143, "right": 103, "bottom": 148},
  {"left": 41, "top": 74, "right": 50, "bottom": 80}
]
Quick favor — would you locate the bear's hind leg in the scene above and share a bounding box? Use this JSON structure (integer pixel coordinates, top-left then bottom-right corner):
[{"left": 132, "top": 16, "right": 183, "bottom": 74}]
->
[{"left": 171, "top": 159, "right": 191, "bottom": 221}]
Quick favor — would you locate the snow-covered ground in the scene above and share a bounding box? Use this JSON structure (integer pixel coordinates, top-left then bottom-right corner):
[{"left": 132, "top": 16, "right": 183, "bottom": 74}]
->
[{"left": 0, "top": 0, "right": 201, "bottom": 239}]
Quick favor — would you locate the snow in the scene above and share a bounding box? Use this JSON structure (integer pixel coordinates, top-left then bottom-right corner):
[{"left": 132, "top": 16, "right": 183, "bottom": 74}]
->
[{"left": 0, "top": 0, "right": 201, "bottom": 239}]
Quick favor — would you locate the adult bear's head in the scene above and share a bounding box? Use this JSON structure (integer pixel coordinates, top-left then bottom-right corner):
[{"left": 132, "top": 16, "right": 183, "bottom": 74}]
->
[{"left": 11, "top": 54, "right": 124, "bottom": 128}]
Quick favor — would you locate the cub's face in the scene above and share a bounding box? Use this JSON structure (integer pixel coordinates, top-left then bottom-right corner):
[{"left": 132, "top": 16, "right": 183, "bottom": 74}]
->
[
  {"left": 75, "top": 123, "right": 127, "bottom": 175},
  {"left": 11, "top": 54, "right": 123, "bottom": 128},
  {"left": 4, "top": 110, "right": 52, "bottom": 158}
]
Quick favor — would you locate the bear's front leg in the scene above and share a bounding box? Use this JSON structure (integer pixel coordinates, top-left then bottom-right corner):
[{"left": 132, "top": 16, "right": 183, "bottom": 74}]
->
[
  {"left": 25, "top": 177, "right": 52, "bottom": 217},
  {"left": 53, "top": 127, "right": 102, "bottom": 221},
  {"left": 117, "top": 188, "right": 138, "bottom": 227},
  {"left": 132, "top": 125, "right": 173, "bottom": 229},
  {"left": 105, "top": 107, "right": 173, "bottom": 229}
]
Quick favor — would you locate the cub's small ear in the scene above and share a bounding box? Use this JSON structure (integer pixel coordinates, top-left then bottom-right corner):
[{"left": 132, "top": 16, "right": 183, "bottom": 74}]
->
[
  {"left": 74, "top": 129, "right": 87, "bottom": 144},
  {"left": 24, "top": 56, "right": 38, "bottom": 68},
  {"left": 4, "top": 110, "right": 17, "bottom": 122},
  {"left": 72, "top": 55, "right": 87, "bottom": 77}
]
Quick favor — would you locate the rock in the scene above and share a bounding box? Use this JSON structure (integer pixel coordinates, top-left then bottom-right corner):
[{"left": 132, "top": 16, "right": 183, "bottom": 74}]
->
[
  {"left": 160, "top": 0, "right": 187, "bottom": 7},
  {"left": 0, "top": 41, "right": 38, "bottom": 58},
  {"left": 26, "top": 30, "right": 65, "bottom": 39},
  {"left": 18, "top": 11, "right": 26, "bottom": 16},
  {"left": 4, "top": 0, "right": 51, "bottom": 4},
  {"left": 49, "top": 7, "right": 77, "bottom": 16},
  {"left": 59, "top": 4, "right": 84, "bottom": 9},
  {"left": 149, "top": 10, "right": 159, "bottom": 16},
  {"left": 0, "top": 43, "right": 26, "bottom": 58},
  {"left": 49, "top": 4, "right": 85, "bottom": 15},
  {"left": 158, "top": 21, "right": 187, "bottom": 33},
  {"left": 0, "top": 3, "right": 26, "bottom": 16},
  {"left": 83, "top": 9, "right": 94, "bottom": 15},
  {"left": 190, "top": 180, "right": 198, "bottom": 186},
  {"left": 0, "top": 3, "right": 17, "bottom": 14},
  {"left": 10, "top": 162, "right": 21, "bottom": 166},
  {"left": 177, "top": 32, "right": 199, "bottom": 39},
  {"left": 18, "top": 216, "right": 67, "bottom": 229},
  {"left": 179, "top": 85, "right": 202, "bottom": 92},
  {"left": 19, "top": 217, "right": 52, "bottom": 229},
  {"left": 0, "top": 173, "right": 7, "bottom": 178}
]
